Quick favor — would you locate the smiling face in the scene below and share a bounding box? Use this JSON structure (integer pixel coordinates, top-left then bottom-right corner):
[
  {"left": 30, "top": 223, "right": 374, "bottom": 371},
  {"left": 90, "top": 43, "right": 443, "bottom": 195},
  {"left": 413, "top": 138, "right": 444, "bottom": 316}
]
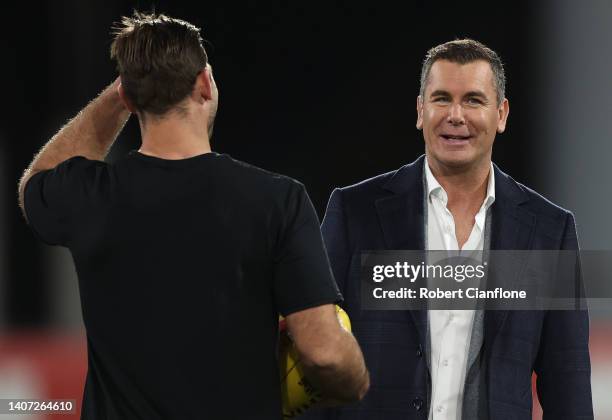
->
[{"left": 416, "top": 59, "right": 509, "bottom": 173}]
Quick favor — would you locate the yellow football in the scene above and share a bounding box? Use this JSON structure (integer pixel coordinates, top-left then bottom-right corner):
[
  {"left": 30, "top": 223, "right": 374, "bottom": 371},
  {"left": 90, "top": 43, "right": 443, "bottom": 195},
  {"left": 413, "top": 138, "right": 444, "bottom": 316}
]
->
[{"left": 279, "top": 305, "right": 352, "bottom": 419}]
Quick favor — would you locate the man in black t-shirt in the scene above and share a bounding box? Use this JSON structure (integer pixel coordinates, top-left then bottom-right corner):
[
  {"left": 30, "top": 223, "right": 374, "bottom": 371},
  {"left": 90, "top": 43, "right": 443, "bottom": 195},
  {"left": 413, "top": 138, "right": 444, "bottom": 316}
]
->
[{"left": 17, "top": 12, "right": 368, "bottom": 420}]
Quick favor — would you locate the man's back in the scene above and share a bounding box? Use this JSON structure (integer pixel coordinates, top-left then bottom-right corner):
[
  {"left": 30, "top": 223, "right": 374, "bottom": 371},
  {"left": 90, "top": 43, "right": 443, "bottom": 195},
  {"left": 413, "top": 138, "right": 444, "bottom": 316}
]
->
[{"left": 24, "top": 151, "right": 342, "bottom": 419}]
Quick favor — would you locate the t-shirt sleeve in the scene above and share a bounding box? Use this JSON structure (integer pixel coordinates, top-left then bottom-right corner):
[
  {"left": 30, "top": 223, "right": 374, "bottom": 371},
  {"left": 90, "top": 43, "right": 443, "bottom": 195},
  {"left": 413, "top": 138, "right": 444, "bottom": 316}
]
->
[
  {"left": 24, "top": 156, "right": 108, "bottom": 246},
  {"left": 273, "top": 180, "right": 343, "bottom": 316}
]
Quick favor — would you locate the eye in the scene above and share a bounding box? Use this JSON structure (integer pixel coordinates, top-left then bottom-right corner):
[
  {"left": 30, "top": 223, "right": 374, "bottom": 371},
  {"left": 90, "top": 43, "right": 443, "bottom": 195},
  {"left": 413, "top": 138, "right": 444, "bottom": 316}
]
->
[
  {"left": 432, "top": 97, "right": 450, "bottom": 103},
  {"left": 467, "top": 97, "right": 484, "bottom": 105}
]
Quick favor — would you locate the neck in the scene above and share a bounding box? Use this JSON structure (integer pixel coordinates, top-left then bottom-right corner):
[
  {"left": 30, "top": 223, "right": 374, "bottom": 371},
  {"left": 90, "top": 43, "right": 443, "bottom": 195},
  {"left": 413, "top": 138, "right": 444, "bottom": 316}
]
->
[
  {"left": 427, "top": 155, "right": 491, "bottom": 209},
  {"left": 138, "top": 114, "right": 211, "bottom": 159}
]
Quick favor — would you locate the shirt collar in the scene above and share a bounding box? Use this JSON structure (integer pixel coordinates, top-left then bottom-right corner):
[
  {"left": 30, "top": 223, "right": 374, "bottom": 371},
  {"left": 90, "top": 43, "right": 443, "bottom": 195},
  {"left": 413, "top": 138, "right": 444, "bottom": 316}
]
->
[
  {"left": 424, "top": 157, "right": 444, "bottom": 202},
  {"left": 424, "top": 157, "right": 496, "bottom": 212},
  {"left": 483, "top": 164, "right": 496, "bottom": 210}
]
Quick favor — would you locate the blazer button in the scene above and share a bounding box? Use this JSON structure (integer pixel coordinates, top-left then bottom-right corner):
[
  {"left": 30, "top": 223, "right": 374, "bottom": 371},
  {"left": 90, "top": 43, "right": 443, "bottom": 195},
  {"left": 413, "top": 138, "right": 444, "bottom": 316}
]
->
[
  {"left": 416, "top": 345, "right": 423, "bottom": 357},
  {"left": 412, "top": 397, "right": 423, "bottom": 411}
]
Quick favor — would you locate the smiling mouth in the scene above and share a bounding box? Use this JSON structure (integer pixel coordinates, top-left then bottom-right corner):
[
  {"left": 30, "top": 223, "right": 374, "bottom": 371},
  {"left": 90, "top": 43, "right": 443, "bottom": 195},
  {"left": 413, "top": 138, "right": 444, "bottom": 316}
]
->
[{"left": 440, "top": 134, "right": 471, "bottom": 140}]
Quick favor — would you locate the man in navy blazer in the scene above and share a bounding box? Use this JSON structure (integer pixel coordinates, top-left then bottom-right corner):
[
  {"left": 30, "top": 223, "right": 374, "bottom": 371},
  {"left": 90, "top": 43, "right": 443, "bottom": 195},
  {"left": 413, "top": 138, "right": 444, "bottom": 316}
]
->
[{"left": 302, "top": 40, "right": 593, "bottom": 419}]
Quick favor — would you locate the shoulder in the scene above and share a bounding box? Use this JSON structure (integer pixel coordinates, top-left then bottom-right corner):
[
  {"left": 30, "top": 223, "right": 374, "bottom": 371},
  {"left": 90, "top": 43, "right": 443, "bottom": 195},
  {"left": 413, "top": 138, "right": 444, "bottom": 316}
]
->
[
  {"left": 219, "top": 154, "right": 305, "bottom": 194},
  {"left": 220, "top": 154, "right": 294, "bottom": 180},
  {"left": 212, "top": 155, "right": 312, "bottom": 212},
  {"left": 338, "top": 169, "right": 398, "bottom": 196},
  {"left": 520, "top": 182, "right": 572, "bottom": 218},
  {"left": 49, "top": 155, "right": 108, "bottom": 174},
  {"left": 332, "top": 155, "right": 425, "bottom": 204},
  {"left": 494, "top": 167, "right": 577, "bottom": 245},
  {"left": 26, "top": 156, "right": 110, "bottom": 194},
  {"left": 496, "top": 167, "right": 573, "bottom": 220}
]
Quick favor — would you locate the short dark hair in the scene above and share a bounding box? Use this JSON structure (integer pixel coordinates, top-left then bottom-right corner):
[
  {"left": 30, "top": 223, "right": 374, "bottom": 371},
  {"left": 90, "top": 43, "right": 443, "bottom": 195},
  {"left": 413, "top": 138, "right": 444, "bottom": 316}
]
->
[
  {"left": 419, "top": 39, "right": 506, "bottom": 105},
  {"left": 110, "top": 12, "right": 208, "bottom": 118}
]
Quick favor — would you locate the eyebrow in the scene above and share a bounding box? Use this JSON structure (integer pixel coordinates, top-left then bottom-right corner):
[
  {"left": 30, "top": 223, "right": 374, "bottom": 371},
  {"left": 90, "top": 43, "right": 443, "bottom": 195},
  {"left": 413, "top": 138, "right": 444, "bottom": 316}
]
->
[
  {"left": 429, "top": 90, "right": 451, "bottom": 98},
  {"left": 464, "top": 90, "right": 488, "bottom": 100},
  {"left": 428, "top": 90, "right": 490, "bottom": 100}
]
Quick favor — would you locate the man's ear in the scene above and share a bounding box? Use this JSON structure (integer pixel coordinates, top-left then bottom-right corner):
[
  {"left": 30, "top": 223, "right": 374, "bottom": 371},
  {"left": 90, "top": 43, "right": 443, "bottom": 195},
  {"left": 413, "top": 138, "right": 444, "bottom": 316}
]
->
[
  {"left": 117, "top": 82, "right": 136, "bottom": 113},
  {"left": 194, "top": 68, "right": 213, "bottom": 102},
  {"left": 496, "top": 98, "right": 510, "bottom": 133},
  {"left": 416, "top": 95, "right": 424, "bottom": 130}
]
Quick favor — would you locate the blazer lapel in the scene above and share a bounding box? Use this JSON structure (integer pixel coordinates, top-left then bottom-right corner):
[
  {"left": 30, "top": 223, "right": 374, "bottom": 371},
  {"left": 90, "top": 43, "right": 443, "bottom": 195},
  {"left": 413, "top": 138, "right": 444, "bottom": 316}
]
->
[
  {"left": 375, "top": 156, "right": 428, "bottom": 345},
  {"left": 375, "top": 194, "right": 424, "bottom": 251},
  {"left": 375, "top": 156, "right": 425, "bottom": 251},
  {"left": 484, "top": 164, "right": 536, "bottom": 350}
]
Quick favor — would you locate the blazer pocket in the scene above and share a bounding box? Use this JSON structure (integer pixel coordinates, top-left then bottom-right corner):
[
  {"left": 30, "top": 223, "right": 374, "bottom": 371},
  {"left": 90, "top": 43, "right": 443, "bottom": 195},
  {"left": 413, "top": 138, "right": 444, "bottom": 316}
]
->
[{"left": 489, "top": 335, "right": 534, "bottom": 407}]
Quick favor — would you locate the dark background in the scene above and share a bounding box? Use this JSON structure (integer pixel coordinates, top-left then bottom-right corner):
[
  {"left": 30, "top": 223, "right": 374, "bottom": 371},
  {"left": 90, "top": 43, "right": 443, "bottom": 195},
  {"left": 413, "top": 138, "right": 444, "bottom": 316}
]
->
[
  {"left": 4, "top": 3, "right": 612, "bottom": 416},
  {"left": 0, "top": 1, "right": 549, "bottom": 325}
]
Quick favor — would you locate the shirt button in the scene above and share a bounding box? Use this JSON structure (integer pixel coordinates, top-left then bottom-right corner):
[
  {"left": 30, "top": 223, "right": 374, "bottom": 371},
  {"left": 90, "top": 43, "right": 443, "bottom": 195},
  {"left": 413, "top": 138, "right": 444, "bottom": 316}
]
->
[
  {"left": 412, "top": 397, "right": 423, "bottom": 411},
  {"left": 416, "top": 345, "right": 423, "bottom": 358},
  {"left": 442, "top": 359, "right": 449, "bottom": 367},
  {"left": 437, "top": 405, "right": 444, "bottom": 413}
]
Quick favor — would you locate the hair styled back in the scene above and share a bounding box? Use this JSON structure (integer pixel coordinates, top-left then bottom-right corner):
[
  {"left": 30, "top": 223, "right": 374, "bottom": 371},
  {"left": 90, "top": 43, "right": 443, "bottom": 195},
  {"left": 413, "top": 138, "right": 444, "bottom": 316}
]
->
[
  {"left": 110, "top": 12, "right": 208, "bottom": 118},
  {"left": 420, "top": 39, "right": 506, "bottom": 106}
]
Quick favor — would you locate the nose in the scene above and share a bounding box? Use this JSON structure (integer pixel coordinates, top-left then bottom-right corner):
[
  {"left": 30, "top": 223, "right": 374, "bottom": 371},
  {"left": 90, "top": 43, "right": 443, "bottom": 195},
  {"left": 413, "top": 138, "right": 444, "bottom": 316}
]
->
[{"left": 447, "top": 103, "right": 465, "bottom": 125}]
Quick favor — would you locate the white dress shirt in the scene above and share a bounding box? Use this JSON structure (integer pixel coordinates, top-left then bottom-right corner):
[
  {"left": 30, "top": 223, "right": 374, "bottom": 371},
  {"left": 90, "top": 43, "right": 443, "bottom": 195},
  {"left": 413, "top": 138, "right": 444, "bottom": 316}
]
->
[{"left": 424, "top": 158, "right": 495, "bottom": 420}]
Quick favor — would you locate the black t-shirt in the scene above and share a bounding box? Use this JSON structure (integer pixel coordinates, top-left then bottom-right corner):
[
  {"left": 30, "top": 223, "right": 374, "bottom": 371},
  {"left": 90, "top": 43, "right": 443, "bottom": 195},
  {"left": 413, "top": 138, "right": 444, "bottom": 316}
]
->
[{"left": 24, "top": 151, "right": 342, "bottom": 420}]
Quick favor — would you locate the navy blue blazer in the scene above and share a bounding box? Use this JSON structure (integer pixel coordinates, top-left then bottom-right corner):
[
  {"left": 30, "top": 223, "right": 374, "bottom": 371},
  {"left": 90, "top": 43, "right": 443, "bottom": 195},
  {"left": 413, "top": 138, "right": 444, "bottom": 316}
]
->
[{"left": 301, "top": 156, "right": 593, "bottom": 420}]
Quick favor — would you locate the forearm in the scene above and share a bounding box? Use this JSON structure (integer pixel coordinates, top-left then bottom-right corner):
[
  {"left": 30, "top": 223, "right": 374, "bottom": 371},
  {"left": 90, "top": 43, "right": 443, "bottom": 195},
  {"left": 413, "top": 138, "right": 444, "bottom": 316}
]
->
[
  {"left": 301, "top": 330, "right": 370, "bottom": 403},
  {"left": 18, "top": 79, "right": 130, "bottom": 210},
  {"left": 29, "top": 79, "right": 129, "bottom": 169}
]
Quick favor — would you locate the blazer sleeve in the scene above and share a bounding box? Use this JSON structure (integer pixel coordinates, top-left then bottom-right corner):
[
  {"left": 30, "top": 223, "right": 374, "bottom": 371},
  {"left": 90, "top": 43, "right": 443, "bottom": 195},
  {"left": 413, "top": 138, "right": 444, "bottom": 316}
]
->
[
  {"left": 297, "top": 188, "right": 351, "bottom": 420},
  {"left": 320, "top": 188, "right": 352, "bottom": 295},
  {"left": 534, "top": 212, "right": 594, "bottom": 419}
]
